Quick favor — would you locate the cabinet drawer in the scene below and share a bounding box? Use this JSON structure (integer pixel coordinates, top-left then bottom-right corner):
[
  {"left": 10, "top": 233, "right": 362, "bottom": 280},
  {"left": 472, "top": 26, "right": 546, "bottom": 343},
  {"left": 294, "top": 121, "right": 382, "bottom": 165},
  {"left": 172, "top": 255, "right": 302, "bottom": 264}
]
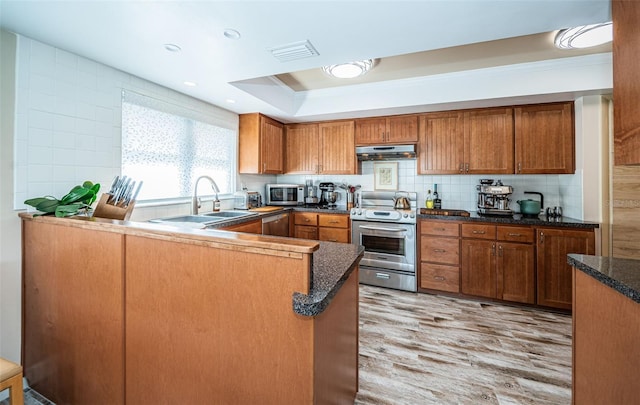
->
[
  {"left": 319, "top": 228, "right": 350, "bottom": 243},
  {"left": 421, "top": 221, "right": 460, "bottom": 237},
  {"left": 461, "top": 224, "right": 496, "bottom": 240},
  {"left": 294, "top": 212, "right": 317, "bottom": 226},
  {"left": 294, "top": 225, "right": 318, "bottom": 240},
  {"left": 420, "top": 263, "right": 460, "bottom": 293},
  {"left": 318, "top": 214, "right": 349, "bottom": 228},
  {"left": 421, "top": 237, "right": 459, "bottom": 265},
  {"left": 497, "top": 226, "right": 534, "bottom": 243}
]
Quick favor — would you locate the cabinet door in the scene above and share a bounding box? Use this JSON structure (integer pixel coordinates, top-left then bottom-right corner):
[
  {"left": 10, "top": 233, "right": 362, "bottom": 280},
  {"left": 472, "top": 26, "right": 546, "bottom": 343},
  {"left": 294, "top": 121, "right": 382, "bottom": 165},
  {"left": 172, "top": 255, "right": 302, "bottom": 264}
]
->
[
  {"left": 387, "top": 115, "right": 418, "bottom": 144},
  {"left": 319, "top": 121, "right": 356, "bottom": 174},
  {"left": 285, "top": 123, "right": 319, "bottom": 174},
  {"left": 260, "top": 116, "right": 284, "bottom": 174},
  {"left": 461, "top": 239, "right": 496, "bottom": 298},
  {"left": 497, "top": 242, "right": 535, "bottom": 304},
  {"left": 613, "top": 0, "right": 640, "bottom": 165},
  {"left": 514, "top": 103, "right": 574, "bottom": 174},
  {"left": 420, "top": 263, "right": 460, "bottom": 293},
  {"left": 355, "top": 117, "right": 386, "bottom": 145},
  {"left": 418, "top": 112, "right": 465, "bottom": 174},
  {"left": 536, "top": 228, "right": 595, "bottom": 310},
  {"left": 294, "top": 225, "right": 318, "bottom": 240},
  {"left": 464, "top": 108, "right": 514, "bottom": 174}
]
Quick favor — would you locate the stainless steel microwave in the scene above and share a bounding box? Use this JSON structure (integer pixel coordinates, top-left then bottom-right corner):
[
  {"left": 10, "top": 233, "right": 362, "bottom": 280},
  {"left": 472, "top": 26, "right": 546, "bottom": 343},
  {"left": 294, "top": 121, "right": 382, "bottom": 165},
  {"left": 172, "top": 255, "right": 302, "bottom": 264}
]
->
[{"left": 265, "top": 184, "right": 304, "bottom": 206}]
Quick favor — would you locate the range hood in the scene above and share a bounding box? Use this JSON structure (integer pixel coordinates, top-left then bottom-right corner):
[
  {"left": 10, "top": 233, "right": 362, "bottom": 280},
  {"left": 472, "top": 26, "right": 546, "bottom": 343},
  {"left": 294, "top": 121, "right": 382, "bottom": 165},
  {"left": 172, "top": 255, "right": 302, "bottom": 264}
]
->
[{"left": 356, "top": 144, "right": 416, "bottom": 161}]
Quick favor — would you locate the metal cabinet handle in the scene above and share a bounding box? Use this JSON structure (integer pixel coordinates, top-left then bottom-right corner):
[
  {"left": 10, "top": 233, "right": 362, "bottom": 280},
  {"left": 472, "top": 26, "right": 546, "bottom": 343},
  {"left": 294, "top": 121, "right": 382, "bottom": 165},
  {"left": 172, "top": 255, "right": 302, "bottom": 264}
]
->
[
  {"left": 498, "top": 244, "right": 503, "bottom": 257},
  {"left": 263, "top": 162, "right": 267, "bottom": 172},
  {"left": 376, "top": 273, "right": 390, "bottom": 280},
  {"left": 517, "top": 162, "right": 522, "bottom": 173},
  {"left": 304, "top": 218, "right": 311, "bottom": 222},
  {"left": 328, "top": 220, "right": 339, "bottom": 224},
  {"left": 328, "top": 239, "right": 337, "bottom": 242},
  {"left": 433, "top": 276, "right": 445, "bottom": 281},
  {"left": 459, "top": 163, "right": 464, "bottom": 173},
  {"left": 472, "top": 230, "right": 486, "bottom": 234},
  {"left": 465, "top": 163, "right": 470, "bottom": 173},
  {"left": 540, "top": 232, "right": 545, "bottom": 243},
  {"left": 435, "top": 227, "right": 446, "bottom": 231},
  {"left": 508, "top": 233, "right": 522, "bottom": 237},
  {"left": 491, "top": 243, "right": 496, "bottom": 256},
  {"left": 433, "top": 249, "right": 446, "bottom": 253}
]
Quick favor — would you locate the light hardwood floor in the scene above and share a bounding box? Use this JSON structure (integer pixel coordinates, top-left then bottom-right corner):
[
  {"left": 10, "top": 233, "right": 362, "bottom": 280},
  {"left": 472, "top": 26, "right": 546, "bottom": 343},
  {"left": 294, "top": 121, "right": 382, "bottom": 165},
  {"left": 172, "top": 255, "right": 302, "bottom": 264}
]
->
[{"left": 355, "top": 285, "right": 572, "bottom": 405}]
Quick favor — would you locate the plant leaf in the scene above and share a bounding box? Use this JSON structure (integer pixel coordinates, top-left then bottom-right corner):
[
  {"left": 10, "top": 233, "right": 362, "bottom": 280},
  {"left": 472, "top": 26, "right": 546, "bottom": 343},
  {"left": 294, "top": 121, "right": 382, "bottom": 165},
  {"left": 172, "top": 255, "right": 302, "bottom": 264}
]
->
[
  {"left": 35, "top": 198, "right": 60, "bottom": 213},
  {"left": 24, "top": 196, "right": 56, "bottom": 207}
]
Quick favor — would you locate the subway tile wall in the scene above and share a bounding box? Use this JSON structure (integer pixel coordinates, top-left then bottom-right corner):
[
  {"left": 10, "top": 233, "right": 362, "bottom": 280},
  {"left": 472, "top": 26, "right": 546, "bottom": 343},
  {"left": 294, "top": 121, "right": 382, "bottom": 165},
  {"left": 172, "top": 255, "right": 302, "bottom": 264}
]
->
[
  {"left": 278, "top": 160, "right": 583, "bottom": 218},
  {"left": 14, "top": 35, "right": 237, "bottom": 211}
]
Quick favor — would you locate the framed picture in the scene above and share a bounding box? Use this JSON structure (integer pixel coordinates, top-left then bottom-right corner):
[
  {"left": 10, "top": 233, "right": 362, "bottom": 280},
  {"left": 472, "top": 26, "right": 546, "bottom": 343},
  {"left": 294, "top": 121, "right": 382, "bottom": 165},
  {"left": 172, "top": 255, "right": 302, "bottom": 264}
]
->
[{"left": 373, "top": 162, "right": 398, "bottom": 191}]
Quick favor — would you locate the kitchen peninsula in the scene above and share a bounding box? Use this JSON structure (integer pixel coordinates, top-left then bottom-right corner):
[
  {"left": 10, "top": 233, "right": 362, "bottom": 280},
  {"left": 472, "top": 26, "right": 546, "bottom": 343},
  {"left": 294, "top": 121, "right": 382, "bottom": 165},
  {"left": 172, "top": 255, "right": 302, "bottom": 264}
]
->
[{"left": 20, "top": 213, "right": 363, "bottom": 404}]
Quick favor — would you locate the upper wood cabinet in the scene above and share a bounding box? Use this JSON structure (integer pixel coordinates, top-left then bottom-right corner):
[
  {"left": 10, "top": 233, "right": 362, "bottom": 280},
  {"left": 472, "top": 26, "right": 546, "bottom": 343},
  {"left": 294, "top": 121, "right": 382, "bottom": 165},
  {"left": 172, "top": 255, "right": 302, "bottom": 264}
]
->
[
  {"left": 285, "top": 123, "right": 318, "bottom": 174},
  {"left": 418, "top": 108, "right": 513, "bottom": 174},
  {"left": 613, "top": 0, "right": 640, "bottom": 165},
  {"left": 285, "top": 121, "right": 356, "bottom": 175},
  {"left": 514, "top": 102, "right": 575, "bottom": 174},
  {"left": 239, "top": 113, "right": 284, "bottom": 174},
  {"left": 355, "top": 115, "right": 418, "bottom": 145}
]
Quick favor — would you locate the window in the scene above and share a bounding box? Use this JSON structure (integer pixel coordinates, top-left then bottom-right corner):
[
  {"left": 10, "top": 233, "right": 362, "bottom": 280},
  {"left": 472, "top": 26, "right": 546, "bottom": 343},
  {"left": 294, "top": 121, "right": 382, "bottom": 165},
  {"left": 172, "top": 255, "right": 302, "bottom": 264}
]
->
[{"left": 121, "top": 91, "right": 236, "bottom": 201}]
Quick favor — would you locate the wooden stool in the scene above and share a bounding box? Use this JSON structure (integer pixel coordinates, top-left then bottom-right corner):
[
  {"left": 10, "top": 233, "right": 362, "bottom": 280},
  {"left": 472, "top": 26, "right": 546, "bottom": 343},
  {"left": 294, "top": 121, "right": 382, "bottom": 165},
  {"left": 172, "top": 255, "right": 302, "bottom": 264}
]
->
[{"left": 0, "top": 357, "right": 24, "bottom": 405}]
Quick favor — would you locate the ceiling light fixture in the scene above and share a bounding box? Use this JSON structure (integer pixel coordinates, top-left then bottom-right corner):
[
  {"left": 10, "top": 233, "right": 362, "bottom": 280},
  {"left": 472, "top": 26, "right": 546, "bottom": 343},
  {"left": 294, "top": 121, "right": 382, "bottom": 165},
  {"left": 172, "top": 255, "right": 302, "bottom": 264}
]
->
[
  {"left": 223, "top": 29, "right": 241, "bottom": 40},
  {"left": 554, "top": 22, "right": 612, "bottom": 49},
  {"left": 322, "top": 59, "right": 374, "bottom": 79},
  {"left": 164, "top": 43, "right": 182, "bottom": 53},
  {"left": 183, "top": 81, "right": 197, "bottom": 87}
]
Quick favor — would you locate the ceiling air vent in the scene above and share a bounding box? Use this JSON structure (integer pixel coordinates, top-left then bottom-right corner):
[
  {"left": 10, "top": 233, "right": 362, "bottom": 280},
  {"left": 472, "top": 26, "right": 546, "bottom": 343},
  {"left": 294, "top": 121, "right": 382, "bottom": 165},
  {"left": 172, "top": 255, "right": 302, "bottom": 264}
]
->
[{"left": 269, "top": 40, "right": 319, "bottom": 62}]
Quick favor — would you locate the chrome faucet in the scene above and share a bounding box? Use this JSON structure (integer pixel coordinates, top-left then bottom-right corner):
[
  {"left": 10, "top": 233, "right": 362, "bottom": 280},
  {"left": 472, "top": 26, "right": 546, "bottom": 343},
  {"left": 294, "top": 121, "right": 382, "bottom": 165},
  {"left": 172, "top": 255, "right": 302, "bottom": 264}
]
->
[{"left": 192, "top": 175, "right": 220, "bottom": 215}]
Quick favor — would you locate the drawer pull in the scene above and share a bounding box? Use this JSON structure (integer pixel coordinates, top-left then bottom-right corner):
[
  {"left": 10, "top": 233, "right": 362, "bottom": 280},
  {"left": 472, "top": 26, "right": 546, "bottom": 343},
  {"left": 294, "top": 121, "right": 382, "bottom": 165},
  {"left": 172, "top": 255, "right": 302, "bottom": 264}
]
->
[
  {"left": 328, "top": 239, "right": 337, "bottom": 242},
  {"left": 376, "top": 273, "right": 390, "bottom": 280},
  {"left": 328, "top": 220, "right": 339, "bottom": 224},
  {"left": 304, "top": 218, "right": 311, "bottom": 222},
  {"left": 435, "top": 227, "right": 446, "bottom": 231},
  {"left": 508, "top": 233, "right": 522, "bottom": 237},
  {"left": 433, "top": 249, "right": 446, "bottom": 253},
  {"left": 472, "top": 230, "right": 486, "bottom": 234},
  {"left": 433, "top": 276, "right": 445, "bottom": 281}
]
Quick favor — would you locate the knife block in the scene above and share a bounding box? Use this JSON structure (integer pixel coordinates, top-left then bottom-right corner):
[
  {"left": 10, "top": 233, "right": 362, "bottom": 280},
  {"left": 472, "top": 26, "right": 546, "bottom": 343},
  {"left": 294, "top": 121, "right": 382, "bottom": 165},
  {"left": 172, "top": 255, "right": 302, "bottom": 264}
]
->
[{"left": 92, "top": 193, "right": 136, "bottom": 220}]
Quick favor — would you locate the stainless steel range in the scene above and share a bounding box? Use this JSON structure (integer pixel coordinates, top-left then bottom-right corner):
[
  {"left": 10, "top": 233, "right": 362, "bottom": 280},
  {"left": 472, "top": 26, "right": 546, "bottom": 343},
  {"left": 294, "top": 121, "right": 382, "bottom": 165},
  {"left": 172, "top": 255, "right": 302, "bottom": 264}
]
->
[{"left": 350, "top": 191, "right": 417, "bottom": 292}]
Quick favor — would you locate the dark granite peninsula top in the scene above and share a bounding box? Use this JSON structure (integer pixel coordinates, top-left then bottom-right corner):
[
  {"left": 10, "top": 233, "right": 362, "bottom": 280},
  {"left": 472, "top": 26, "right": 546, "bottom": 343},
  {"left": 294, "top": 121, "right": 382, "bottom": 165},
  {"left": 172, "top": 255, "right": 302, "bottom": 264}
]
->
[
  {"left": 418, "top": 211, "right": 599, "bottom": 229},
  {"left": 294, "top": 241, "right": 364, "bottom": 316},
  {"left": 568, "top": 254, "right": 640, "bottom": 304}
]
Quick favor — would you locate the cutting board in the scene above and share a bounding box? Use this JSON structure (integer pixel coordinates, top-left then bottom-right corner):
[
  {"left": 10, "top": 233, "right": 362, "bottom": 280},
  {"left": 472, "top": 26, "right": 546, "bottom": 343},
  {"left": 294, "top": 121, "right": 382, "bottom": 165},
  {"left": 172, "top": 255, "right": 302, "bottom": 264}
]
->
[
  {"left": 420, "top": 208, "right": 470, "bottom": 217},
  {"left": 249, "top": 206, "right": 284, "bottom": 213}
]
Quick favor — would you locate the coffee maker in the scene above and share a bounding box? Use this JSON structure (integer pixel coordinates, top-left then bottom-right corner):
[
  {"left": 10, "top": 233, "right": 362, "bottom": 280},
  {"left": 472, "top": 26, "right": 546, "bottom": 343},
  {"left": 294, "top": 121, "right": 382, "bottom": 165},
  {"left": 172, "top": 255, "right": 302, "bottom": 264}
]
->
[
  {"left": 476, "top": 179, "right": 514, "bottom": 216},
  {"left": 304, "top": 179, "right": 318, "bottom": 205},
  {"left": 319, "top": 182, "right": 338, "bottom": 209}
]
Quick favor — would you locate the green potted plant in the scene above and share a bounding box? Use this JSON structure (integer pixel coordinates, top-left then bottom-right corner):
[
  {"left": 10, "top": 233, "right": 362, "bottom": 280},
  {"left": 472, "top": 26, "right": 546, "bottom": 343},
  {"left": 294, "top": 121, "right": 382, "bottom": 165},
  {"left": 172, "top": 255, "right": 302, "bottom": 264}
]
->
[{"left": 24, "top": 181, "right": 100, "bottom": 217}]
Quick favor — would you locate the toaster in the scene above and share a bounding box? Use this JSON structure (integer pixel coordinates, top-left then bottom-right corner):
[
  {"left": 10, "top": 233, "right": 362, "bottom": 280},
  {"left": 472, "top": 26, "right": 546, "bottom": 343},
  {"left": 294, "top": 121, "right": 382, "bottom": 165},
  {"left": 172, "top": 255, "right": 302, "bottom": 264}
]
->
[{"left": 234, "top": 191, "right": 261, "bottom": 210}]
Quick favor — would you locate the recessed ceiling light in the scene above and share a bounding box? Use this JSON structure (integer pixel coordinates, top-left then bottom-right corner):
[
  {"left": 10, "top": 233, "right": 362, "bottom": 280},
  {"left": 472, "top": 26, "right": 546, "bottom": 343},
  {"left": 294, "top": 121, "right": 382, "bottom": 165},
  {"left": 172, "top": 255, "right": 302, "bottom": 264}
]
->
[
  {"left": 554, "top": 22, "right": 612, "bottom": 49},
  {"left": 226, "top": 99, "right": 236, "bottom": 104},
  {"left": 183, "top": 81, "right": 197, "bottom": 87},
  {"left": 322, "top": 59, "right": 374, "bottom": 79},
  {"left": 223, "top": 29, "right": 241, "bottom": 40},
  {"left": 164, "top": 43, "right": 182, "bottom": 53}
]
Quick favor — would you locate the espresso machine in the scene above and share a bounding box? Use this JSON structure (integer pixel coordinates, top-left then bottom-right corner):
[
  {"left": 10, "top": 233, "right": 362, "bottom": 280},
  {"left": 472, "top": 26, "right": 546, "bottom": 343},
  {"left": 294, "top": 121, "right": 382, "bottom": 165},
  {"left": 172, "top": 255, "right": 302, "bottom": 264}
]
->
[
  {"left": 476, "top": 179, "right": 514, "bottom": 216},
  {"left": 319, "top": 182, "right": 339, "bottom": 209}
]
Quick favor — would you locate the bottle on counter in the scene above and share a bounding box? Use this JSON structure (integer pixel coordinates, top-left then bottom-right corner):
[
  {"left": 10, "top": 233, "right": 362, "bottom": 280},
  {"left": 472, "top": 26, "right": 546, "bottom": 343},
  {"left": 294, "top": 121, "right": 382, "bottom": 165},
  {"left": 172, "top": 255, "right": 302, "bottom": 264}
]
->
[
  {"left": 425, "top": 189, "right": 434, "bottom": 209},
  {"left": 213, "top": 198, "right": 221, "bottom": 212},
  {"left": 433, "top": 184, "right": 442, "bottom": 209}
]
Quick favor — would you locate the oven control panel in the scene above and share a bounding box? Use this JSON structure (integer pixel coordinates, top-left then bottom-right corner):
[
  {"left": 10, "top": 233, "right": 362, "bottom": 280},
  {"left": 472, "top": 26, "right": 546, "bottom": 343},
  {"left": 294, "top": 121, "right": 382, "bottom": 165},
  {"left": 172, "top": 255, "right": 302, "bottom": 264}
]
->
[{"left": 350, "top": 208, "right": 416, "bottom": 224}]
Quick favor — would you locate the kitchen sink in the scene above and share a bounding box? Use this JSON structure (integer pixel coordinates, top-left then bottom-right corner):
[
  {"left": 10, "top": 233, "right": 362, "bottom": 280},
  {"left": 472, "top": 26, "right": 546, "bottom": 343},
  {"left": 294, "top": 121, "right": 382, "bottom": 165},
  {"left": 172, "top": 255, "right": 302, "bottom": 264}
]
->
[
  {"left": 202, "top": 211, "right": 257, "bottom": 218},
  {"left": 149, "top": 215, "right": 225, "bottom": 225}
]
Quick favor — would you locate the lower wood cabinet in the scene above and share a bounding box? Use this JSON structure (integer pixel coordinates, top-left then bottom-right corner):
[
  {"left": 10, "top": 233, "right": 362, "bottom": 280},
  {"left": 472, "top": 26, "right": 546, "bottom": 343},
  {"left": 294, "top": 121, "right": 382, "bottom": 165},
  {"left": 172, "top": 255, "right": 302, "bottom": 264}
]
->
[
  {"left": 461, "top": 224, "right": 535, "bottom": 304},
  {"left": 419, "top": 220, "right": 461, "bottom": 293},
  {"left": 220, "top": 219, "right": 262, "bottom": 234},
  {"left": 293, "top": 212, "right": 350, "bottom": 243},
  {"left": 536, "top": 227, "right": 595, "bottom": 310}
]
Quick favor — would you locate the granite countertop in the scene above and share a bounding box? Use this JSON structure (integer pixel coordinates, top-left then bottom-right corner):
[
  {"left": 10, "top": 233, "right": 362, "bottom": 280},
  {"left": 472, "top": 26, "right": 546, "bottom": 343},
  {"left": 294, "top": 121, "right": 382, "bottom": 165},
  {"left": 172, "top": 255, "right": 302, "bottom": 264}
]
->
[
  {"left": 293, "top": 241, "right": 364, "bottom": 316},
  {"left": 418, "top": 211, "right": 599, "bottom": 229},
  {"left": 568, "top": 254, "right": 640, "bottom": 304}
]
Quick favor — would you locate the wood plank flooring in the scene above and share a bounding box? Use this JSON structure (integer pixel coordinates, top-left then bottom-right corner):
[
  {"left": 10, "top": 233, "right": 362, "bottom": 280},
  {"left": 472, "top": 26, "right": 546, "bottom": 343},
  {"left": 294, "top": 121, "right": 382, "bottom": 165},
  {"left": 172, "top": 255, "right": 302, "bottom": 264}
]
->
[{"left": 355, "top": 285, "right": 572, "bottom": 405}]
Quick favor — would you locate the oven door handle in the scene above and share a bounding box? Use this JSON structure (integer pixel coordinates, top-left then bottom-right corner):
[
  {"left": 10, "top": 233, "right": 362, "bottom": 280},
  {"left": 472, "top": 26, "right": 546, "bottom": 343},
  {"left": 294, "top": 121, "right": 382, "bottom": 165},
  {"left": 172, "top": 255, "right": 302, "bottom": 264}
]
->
[{"left": 358, "top": 225, "right": 408, "bottom": 233}]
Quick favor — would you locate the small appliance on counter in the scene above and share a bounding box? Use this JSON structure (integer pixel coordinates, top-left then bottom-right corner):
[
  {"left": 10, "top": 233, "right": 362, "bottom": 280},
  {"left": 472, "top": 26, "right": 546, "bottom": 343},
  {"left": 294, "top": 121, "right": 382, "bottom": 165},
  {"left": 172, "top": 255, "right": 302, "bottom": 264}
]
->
[
  {"left": 319, "top": 182, "right": 339, "bottom": 209},
  {"left": 234, "top": 190, "right": 261, "bottom": 210},
  {"left": 265, "top": 184, "right": 305, "bottom": 206},
  {"left": 476, "top": 179, "right": 514, "bottom": 216},
  {"left": 304, "top": 179, "right": 319, "bottom": 205},
  {"left": 517, "top": 191, "right": 544, "bottom": 218}
]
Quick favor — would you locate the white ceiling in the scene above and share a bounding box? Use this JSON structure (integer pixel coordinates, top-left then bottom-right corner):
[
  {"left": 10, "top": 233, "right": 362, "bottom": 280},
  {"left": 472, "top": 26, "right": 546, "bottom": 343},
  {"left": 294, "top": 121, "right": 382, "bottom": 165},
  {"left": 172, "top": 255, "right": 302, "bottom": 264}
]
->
[{"left": 0, "top": 1, "right": 612, "bottom": 123}]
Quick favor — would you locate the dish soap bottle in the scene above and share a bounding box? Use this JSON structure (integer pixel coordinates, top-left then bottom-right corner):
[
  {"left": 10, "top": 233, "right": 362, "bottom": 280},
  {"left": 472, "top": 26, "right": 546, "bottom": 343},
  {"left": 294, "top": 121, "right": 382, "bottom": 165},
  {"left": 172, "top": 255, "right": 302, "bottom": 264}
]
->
[
  {"left": 425, "top": 189, "right": 434, "bottom": 209},
  {"left": 433, "top": 184, "right": 442, "bottom": 209}
]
